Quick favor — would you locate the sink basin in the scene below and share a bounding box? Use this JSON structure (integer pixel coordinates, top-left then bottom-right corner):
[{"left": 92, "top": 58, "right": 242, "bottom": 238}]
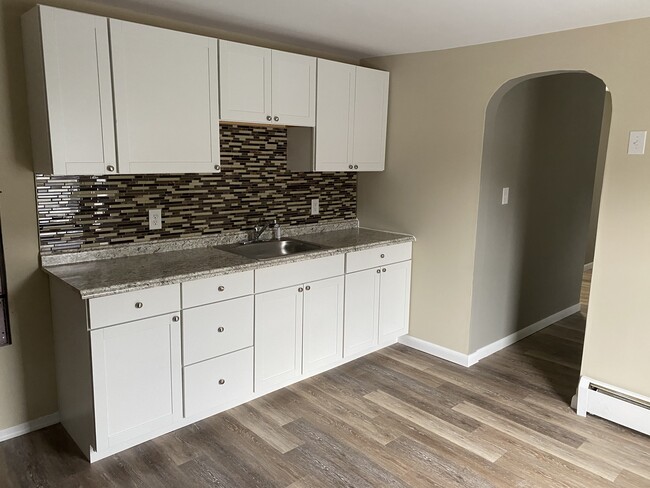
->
[{"left": 216, "top": 238, "right": 326, "bottom": 260}]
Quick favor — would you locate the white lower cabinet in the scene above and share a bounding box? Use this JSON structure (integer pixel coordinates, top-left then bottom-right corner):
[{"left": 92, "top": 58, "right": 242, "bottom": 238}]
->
[
  {"left": 90, "top": 313, "right": 182, "bottom": 451},
  {"left": 302, "top": 276, "right": 344, "bottom": 374},
  {"left": 254, "top": 286, "right": 304, "bottom": 393},
  {"left": 48, "top": 241, "right": 412, "bottom": 462}
]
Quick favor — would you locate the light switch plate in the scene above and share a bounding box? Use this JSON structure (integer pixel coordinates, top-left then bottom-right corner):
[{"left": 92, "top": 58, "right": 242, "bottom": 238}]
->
[
  {"left": 311, "top": 198, "right": 319, "bottom": 215},
  {"left": 149, "top": 209, "right": 162, "bottom": 230},
  {"left": 628, "top": 131, "right": 647, "bottom": 155},
  {"left": 502, "top": 187, "right": 509, "bottom": 205}
]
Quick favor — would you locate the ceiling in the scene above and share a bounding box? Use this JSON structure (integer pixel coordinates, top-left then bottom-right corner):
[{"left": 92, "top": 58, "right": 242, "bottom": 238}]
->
[{"left": 93, "top": 0, "right": 650, "bottom": 59}]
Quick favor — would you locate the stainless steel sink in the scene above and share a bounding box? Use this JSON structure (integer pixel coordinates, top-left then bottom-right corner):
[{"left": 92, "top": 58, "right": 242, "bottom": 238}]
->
[{"left": 216, "top": 238, "right": 326, "bottom": 260}]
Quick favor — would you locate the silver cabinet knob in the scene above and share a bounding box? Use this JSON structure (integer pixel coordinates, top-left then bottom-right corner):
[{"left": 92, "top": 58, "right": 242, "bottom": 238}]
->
[
  {"left": 274, "top": 116, "right": 279, "bottom": 122},
  {"left": 354, "top": 165, "right": 359, "bottom": 169},
  {"left": 214, "top": 165, "right": 221, "bottom": 171},
  {"left": 305, "top": 285, "right": 311, "bottom": 291},
  {"left": 218, "top": 379, "right": 225, "bottom": 385},
  {"left": 348, "top": 165, "right": 353, "bottom": 170},
  {"left": 376, "top": 269, "right": 381, "bottom": 274},
  {"left": 172, "top": 315, "right": 180, "bottom": 322},
  {"left": 218, "top": 286, "right": 225, "bottom": 292},
  {"left": 106, "top": 165, "right": 115, "bottom": 172},
  {"left": 298, "top": 287, "right": 304, "bottom": 292},
  {"left": 382, "top": 268, "right": 387, "bottom": 273},
  {"left": 380, "top": 254, "right": 385, "bottom": 259},
  {"left": 135, "top": 302, "right": 143, "bottom": 309},
  {"left": 266, "top": 115, "right": 272, "bottom": 121},
  {"left": 217, "top": 326, "right": 225, "bottom": 333}
]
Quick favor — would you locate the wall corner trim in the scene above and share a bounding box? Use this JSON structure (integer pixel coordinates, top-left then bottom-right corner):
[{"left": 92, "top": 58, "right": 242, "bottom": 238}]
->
[
  {"left": 468, "top": 303, "right": 581, "bottom": 364},
  {"left": 398, "top": 335, "right": 472, "bottom": 367},
  {"left": 576, "top": 376, "right": 650, "bottom": 436},
  {"left": 0, "top": 412, "right": 60, "bottom": 443},
  {"left": 400, "top": 302, "right": 580, "bottom": 368}
]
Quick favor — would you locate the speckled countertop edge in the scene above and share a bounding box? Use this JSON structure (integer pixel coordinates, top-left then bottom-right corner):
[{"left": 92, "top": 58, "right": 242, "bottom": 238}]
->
[{"left": 43, "top": 227, "right": 415, "bottom": 300}]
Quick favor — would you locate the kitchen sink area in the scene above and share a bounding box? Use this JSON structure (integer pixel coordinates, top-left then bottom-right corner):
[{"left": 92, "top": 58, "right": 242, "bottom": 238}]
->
[{"left": 216, "top": 238, "right": 328, "bottom": 260}]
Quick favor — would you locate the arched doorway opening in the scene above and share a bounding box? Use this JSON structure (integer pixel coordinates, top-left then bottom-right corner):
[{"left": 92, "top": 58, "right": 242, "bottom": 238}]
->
[{"left": 469, "top": 71, "right": 612, "bottom": 402}]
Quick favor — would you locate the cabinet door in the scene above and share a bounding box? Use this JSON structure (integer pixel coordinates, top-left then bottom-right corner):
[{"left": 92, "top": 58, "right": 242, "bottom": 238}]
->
[
  {"left": 110, "top": 20, "right": 219, "bottom": 173},
  {"left": 378, "top": 261, "right": 412, "bottom": 345},
  {"left": 26, "top": 6, "right": 115, "bottom": 175},
  {"left": 314, "top": 59, "right": 355, "bottom": 171},
  {"left": 271, "top": 51, "right": 316, "bottom": 127},
  {"left": 352, "top": 67, "right": 389, "bottom": 171},
  {"left": 254, "top": 286, "right": 303, "bottom": 393},
  {"left": 303, "top": 276, "right": 344, "bottom": 374},
  {"left": 344, "top": 268, "right": 380, "bottom": 357},
  {"left": 219, "top": 41, "right": 271, "bottom": 124},
  {"left": 90, "top": 313, "right": 182, "bottom": 451}
]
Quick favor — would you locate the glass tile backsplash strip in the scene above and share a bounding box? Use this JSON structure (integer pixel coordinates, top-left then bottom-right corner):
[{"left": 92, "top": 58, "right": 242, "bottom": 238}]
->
[{"left": 36, "top": 125, "right": 357, "bottom": 254}]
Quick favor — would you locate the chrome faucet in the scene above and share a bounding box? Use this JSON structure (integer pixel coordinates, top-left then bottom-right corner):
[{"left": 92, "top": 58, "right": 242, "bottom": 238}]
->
[{"left": 250, "top": 219, "right": 279, "bottom": 243}]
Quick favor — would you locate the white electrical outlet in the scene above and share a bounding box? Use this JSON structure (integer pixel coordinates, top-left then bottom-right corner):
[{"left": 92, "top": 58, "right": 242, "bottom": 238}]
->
[
  {"left": 502, "top": 187, "right": 510, "bottom": 205},
  {"left": 149, "top": 209, "right": 162, "bottom": 230},
  {"left": 311, "top": 198, "right": 320, "bottom": 215}
]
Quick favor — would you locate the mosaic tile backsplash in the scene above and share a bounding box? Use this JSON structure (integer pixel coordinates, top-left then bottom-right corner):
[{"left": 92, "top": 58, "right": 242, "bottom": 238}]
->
[{"left": 36, "top": 125, "right": 357, "bottom": 254}]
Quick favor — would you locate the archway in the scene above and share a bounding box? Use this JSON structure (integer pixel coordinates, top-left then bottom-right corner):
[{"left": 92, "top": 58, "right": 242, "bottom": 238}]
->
[{"left": 469, "top": 71, "right": 612, "bottom": 401}]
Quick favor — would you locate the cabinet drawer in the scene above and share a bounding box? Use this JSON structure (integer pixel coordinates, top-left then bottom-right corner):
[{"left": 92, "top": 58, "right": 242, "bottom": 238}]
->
[
  {"left": 182, "top": 270, "right": 253, "bottom": 309},
  {"left": 183, "top": 347, "right": 253, "bottom": 417},
  {"left": 182, "top": 295, "right": 253, "bottom": 366},
  {"left": 255, "top": 254, "right": 344, "bottom": 293},
  {"left": 89, "top": 284, "right": 180, "bottom": 329},
  {"left": 346, "top": 242, "right": 412, "bottom": 273}
]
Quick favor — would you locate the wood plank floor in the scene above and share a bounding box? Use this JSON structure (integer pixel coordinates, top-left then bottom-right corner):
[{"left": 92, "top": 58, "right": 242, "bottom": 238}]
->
[{"left": 2, "top": 269, "right": 649, "bottom": 487}]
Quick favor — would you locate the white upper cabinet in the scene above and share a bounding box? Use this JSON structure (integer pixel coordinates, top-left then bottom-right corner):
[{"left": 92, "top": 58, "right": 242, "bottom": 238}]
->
[
  {"left": 287, "top": 62, "right": 389, "bottom": 172},
  {"left": 22, "top": 6, "right": 116, "bottom": 175},
  {"left": 314, "top": 59, "right": 356, "bottom": 172},
  {"left": 220, "top": 41, "right": 316, "bottom": 127},
  {"left": 110, "top": 20, "right": 220, "bottom": 174},
  {"left": 219, "top": 41, "right": 272, "bottom": 125},
  {"left": 352, "top": 67, "right": 390, "bottom": 171}
]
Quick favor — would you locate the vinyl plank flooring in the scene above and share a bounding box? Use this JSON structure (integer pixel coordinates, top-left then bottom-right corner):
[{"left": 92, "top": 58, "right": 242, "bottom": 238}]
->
[{"left": 2, "top": 270, "right": 649, "bottom": 487}]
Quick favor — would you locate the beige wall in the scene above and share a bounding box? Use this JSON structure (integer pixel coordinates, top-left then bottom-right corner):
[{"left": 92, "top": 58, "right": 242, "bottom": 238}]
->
[
  {"left": 469, "top": 74, "right": 605, "bottom": 352},
  {"left": 0, "top": 0, "right": 354, "bottom": 432},
  {"left": 360, "top": 18, "right": 650, "bottom": 397}
]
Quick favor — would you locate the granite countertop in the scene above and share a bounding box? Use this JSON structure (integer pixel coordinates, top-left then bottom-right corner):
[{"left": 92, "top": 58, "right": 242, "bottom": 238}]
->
[{"left": 43, "top": 227, "right": 415, "bottom": 299}]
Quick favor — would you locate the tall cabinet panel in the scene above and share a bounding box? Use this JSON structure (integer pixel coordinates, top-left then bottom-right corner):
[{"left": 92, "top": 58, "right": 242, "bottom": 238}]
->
[
  {"left": 344, "top": 269, "right": 380, "bottom": 357},
  {"left": 271, "top": 51, "right": 316, "bottom": 126},
  {"left": 110, "top": 20, "right": 220, "bottom": 173},
  {"left": 22, "top": 5, "right": 115, "bottom": 175},
  {"left": 219, "top": 41, "right": 272, "bottom": 124},
  {"left": 314, "top": 59, "right": 356, "bottom": 171},
  {"left": 352, "top": 67, "right": 390, "bottom": 171}
]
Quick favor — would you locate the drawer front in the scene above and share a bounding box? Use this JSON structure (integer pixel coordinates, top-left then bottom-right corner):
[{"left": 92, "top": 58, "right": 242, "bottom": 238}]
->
[
  {"left": 255, "top": 254, "right": 344, "bottom": 293},
  {"left": 89, "top": 284, "right": 181, "bottom": 329},
  {"left": 183, "top": 347, "right": 253, "bottom": 417},
  {"left": 182, "top": 295, "right": 253, "bottom": 366},
  {"left": 182, "top": 270, "right": 253, "bottom": 308},
  {"left": 346, "top": 242, "right": 412, "bottom": 273}
]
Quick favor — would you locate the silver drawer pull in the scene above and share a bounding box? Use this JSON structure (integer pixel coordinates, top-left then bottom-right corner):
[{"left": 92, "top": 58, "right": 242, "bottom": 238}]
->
[
  {"left": 380, "top": 254, "right": 385, "bottom": 258},
  {"left": 305, "top": 285, "right": 311, "bottom": 291},
  {"left": 135, "top": 302, "right": 143, "bottom": 309},
  {"left": 298, "top": 287, "right": 304, "bottom": 292},
  {"left": 217, "top": 326, "right": 225, "bottom": 333},
  {"left": 218, "top": 379, "right": 226, "bottom": 385},
  {"left": 382, "top": 268, "right": 387, "bottom": 273},
  {"left": 172, "top": 316, "right": 180, "bottom": 322},
  {"left": 218, "top": 286, "right": 225, "bottom": 292},
  {"left": 376, "top": 269, "right": 381, "bottom": 274}
]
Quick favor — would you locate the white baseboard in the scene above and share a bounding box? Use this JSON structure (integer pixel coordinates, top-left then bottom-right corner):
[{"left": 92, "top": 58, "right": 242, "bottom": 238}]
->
[
  {"left": 400, "top": 303, "right": 580, "bottom": 368},
  {"left": 576, "top": 376, "right": 650, "bottom": 435},
  {"left": 0, "top": 412, "right": 60, "bottom": 443},
  {"left": 584, "top": 262, "right": 593, "bottom": 271},
  {"left": 399, "top": 335, "right": 472, "bottom": 367},
  {"left": 468, "top": 303, "right": 581, "bottom": 365}
]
